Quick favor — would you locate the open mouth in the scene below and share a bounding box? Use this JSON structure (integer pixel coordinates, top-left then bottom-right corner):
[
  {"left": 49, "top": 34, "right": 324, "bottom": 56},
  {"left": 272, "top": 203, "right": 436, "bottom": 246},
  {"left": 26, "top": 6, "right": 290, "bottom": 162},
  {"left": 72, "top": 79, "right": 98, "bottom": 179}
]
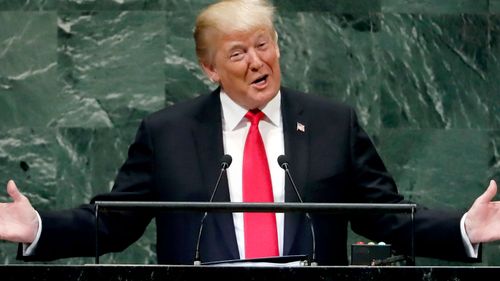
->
[{"left": 252, "top": 74, "right": 268, "bottom": 85}]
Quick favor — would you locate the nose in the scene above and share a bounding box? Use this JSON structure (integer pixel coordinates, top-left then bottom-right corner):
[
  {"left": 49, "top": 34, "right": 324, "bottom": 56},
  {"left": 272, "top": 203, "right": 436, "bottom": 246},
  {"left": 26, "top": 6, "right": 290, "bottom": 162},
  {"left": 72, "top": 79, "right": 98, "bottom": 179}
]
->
[{"left": 247, "top": 49, "right": 263, "bottom": 71}]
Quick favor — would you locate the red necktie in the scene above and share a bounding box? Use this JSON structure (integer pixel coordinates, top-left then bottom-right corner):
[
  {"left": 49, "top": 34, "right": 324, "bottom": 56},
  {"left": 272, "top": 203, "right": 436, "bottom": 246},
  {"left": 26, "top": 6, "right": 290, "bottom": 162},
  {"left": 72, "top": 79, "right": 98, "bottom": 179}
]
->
[{"left": 242, "top": 109, "right": 279, "bottom": 259}]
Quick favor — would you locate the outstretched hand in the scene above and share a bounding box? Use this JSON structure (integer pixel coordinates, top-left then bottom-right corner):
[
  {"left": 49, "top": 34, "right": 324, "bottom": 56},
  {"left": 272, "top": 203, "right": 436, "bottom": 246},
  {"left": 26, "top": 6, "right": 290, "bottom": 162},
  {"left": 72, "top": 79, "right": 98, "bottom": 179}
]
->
[
  {"left": 0, "top": 180, "right": 38, "bottom": 243},
  {"left": 465, "top": 180, "right": 500, "bottom": 244}
]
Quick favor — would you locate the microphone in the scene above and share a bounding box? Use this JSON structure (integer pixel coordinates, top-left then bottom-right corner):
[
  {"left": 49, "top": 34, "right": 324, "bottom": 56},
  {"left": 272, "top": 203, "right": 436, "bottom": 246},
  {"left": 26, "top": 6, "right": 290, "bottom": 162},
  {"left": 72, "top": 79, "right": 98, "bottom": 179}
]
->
[
  {"left": 193, "top": 154, "right": 232, "bottom": 265},
  {"left": 277, "top": 155, "right": 317, "bottom": 266}
]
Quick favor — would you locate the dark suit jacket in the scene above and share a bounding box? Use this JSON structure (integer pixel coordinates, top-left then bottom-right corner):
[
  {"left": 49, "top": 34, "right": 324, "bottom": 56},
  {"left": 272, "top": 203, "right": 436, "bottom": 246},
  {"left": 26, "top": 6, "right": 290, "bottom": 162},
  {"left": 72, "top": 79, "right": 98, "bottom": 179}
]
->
[{"left": 21, "top": 87, "right": 474, "bottom": 265}]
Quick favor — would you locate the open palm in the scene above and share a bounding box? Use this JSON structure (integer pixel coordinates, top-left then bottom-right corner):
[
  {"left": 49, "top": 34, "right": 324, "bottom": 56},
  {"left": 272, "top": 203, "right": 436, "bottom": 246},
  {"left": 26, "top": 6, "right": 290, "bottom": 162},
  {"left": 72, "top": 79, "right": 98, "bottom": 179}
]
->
[
  {"left": 465, "top": 180, "right": 500, "bottom": 244},
  {"left": 0, "top": 180, "right": 38, "bottom": 243}
]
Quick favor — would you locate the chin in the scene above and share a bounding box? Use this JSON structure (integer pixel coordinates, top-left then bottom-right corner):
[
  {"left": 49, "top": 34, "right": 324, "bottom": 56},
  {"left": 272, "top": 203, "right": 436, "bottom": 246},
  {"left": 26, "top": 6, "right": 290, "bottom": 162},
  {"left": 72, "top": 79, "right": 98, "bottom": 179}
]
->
[{"left": 253, "top": 92, "right": 278, "bottom": 107}]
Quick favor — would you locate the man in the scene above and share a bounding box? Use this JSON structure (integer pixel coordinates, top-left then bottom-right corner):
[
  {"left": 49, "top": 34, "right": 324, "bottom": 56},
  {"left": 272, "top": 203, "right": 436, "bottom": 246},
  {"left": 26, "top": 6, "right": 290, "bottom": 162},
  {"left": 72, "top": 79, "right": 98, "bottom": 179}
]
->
[{"left": 1, "top": 0, "right": 499, "bottom": 265}]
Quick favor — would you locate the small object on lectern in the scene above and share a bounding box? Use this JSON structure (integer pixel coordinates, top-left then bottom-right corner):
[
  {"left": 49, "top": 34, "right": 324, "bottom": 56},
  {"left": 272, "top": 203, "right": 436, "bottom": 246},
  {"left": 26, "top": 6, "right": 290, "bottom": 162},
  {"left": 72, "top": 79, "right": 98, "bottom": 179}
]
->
[{"left": 350, "top": 241, "right": 392, "bottom": 265}]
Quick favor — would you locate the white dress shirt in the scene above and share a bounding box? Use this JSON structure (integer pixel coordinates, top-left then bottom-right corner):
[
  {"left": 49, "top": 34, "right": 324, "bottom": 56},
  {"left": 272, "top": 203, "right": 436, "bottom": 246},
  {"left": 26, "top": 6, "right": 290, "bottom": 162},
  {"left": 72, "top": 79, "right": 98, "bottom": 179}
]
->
[{"left": 220, "top": 90, "right": 285, "bottom": 259}]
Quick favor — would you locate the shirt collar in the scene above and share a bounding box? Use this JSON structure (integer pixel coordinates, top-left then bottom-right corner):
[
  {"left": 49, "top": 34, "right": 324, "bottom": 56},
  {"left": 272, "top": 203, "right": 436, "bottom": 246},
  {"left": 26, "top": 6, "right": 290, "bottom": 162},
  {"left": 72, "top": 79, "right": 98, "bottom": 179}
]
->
[{"left": 220, "top": 89, "right": 282, "bottom": 131}]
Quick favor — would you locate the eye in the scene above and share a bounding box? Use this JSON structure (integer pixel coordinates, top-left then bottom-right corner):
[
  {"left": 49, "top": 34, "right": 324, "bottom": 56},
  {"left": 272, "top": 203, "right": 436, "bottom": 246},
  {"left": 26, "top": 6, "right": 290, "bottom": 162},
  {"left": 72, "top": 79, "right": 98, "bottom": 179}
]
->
[
  {"left": 229, "top": 51, "right": 244, "bottom": 61},
  {"left": 257, "top": 41, "right": 267, "bottom": 49}
]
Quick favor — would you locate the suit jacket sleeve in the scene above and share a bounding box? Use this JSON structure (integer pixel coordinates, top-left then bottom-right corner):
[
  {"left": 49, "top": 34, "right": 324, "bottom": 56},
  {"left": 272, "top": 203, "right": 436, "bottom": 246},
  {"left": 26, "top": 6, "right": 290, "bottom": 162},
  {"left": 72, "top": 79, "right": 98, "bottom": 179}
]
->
[
  {"left": 18, "top": 120, "right": 155, "bottom": 261},
  {"left": 346, "top": 108, "right": 478, "bottom": 262}
]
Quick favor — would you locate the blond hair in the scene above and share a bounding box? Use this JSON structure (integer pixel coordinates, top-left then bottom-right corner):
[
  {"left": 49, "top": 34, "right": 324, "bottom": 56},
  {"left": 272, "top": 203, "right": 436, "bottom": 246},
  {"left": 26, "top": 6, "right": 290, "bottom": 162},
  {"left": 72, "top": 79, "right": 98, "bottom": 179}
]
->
[{"left": 194, "top": 0, "right": 277, "bottom": 65}]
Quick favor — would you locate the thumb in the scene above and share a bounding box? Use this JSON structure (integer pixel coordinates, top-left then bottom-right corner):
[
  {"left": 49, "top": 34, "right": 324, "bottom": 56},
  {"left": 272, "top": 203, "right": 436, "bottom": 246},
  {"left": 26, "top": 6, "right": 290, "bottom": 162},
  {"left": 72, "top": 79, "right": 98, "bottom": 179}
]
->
[
  {"left": 6, "top": 180, "right": 24, "bottom": 202},
  {"left": 475, "top": 180, "right": 497, "bottom": 204}
]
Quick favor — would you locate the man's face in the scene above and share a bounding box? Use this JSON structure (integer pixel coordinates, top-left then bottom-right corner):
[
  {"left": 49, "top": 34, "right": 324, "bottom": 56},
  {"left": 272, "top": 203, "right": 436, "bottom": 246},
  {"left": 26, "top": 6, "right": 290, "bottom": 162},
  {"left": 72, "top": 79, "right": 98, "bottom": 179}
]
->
[{"left": 201, "top": 28, "right": 281, "bottom": 109}]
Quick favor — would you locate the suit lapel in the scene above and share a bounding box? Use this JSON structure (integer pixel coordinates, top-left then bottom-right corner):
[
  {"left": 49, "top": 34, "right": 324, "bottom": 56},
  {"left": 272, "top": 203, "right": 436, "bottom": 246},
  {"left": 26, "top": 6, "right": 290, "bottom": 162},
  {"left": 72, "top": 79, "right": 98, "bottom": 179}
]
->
[
  {"left": 281, "top": 88, "right": 310, "bottom": 256},
  {"left": 192, "top": 88, "right": 240, "bottom": 260}
]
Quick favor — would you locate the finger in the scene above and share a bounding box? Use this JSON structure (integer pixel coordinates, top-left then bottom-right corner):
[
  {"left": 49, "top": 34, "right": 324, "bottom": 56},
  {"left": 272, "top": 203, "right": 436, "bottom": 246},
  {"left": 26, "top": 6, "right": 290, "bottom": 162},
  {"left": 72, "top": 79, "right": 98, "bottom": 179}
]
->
[
  {"left": 475, "top": 180, "right": 497, "bottom": 204},
  {"left": 6, "top": 180, "right": 23, "bottom": 202}
]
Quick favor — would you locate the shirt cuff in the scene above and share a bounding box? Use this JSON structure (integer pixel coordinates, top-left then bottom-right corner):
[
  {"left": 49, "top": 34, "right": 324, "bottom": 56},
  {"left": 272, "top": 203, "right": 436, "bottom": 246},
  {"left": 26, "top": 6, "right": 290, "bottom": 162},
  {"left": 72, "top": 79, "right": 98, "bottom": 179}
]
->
[
  {"left": 22, "top": 210, "right": 42, "bottom": 256},
  {"left": 460, "top": 212, "right": 480, "bottom": 258}
]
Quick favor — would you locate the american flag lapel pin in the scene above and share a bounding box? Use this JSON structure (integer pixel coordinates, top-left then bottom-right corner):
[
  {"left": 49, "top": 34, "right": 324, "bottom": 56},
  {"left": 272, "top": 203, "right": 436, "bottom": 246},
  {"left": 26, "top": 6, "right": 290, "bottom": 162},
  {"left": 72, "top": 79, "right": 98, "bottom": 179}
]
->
[{"left": 296, "top": 122, "right": 305, "bottom": 132}]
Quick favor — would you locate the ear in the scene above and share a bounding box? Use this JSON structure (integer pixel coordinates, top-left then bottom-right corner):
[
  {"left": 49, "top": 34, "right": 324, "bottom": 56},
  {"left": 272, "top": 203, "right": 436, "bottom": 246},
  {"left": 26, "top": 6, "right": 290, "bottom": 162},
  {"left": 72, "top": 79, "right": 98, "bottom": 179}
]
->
[
  {"left": 200, "top": 60, "right": 220, "bottom": 83},
  {"left": 274, "top": 30, "right": 280, "bottom": 58},
  {"left": 274, "top": 31, "right": 280, "bottom": 58}
]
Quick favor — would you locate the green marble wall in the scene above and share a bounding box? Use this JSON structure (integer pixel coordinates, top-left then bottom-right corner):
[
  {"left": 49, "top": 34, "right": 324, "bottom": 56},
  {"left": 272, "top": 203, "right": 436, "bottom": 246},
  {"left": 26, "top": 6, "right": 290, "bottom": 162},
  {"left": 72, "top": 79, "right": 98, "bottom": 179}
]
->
[{"left": 0, "top": 0, "right": 499, "bottom": 265}]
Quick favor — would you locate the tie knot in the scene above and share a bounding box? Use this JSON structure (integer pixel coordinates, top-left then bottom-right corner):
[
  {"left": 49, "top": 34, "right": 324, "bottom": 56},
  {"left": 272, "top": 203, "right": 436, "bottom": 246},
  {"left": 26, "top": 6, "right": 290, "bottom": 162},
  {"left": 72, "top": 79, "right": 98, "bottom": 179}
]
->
[{"left": 245, "top": 109, "right": 264, "bottom": 126}]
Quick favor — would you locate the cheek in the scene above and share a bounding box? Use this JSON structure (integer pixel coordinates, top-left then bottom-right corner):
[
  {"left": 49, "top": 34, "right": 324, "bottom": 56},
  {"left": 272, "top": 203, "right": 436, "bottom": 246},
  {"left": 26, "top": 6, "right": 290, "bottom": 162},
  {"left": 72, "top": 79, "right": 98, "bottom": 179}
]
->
[
  {"left": 263, "top": 53, "right": 280, "bottom": 69},
  {"left": 225, "top": 63, "right": 247, "bottom": 78}
]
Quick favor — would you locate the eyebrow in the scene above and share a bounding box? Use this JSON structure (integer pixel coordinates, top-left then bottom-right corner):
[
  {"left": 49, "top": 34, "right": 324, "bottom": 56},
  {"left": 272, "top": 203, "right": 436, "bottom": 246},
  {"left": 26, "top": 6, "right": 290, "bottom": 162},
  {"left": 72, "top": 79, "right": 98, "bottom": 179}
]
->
[
  {"left": 224, "top": 32, "right": 271, "bottom": 52},
  {"left": 226, "top": 42, "right": 245, "bottom": 51}
]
